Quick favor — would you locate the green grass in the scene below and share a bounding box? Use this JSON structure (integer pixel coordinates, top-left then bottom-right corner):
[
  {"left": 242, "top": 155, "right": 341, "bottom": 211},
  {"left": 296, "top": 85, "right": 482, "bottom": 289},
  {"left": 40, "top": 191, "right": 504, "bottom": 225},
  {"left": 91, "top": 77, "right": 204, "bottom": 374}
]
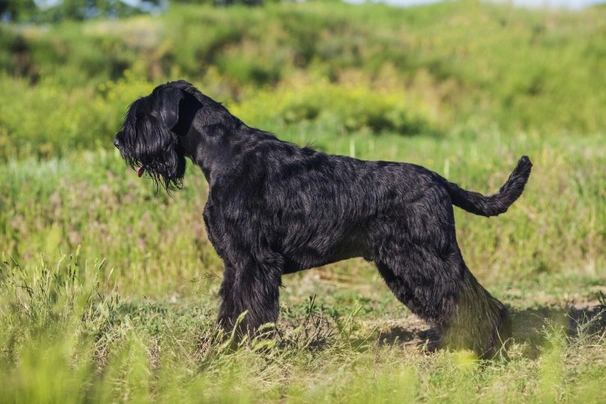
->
[
  {"left": 2, "top": 128, "right": 603, "bottom": 295},
  {"left": 1, "top": 1, "right": 605, "bottom": 402},
  {"left": 1, "top": 127, "right": 605, "bottom": 401},
  {"left": 0, "top": 243, "right": 605, "bottom": 402}
]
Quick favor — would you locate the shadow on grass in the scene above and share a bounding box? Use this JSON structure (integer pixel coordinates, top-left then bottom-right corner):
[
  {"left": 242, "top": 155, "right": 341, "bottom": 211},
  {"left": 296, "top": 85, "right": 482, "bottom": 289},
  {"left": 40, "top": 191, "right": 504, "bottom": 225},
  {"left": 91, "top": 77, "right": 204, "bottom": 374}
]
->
[
  {"left": 375, "top": 325, "right": 441, "bottom": 351},
  {"left": 374, "top": 303, "right": 606, "bottom": 358},
  {"left": 511, "top": 303, "right": 606, "bottom": 358}
]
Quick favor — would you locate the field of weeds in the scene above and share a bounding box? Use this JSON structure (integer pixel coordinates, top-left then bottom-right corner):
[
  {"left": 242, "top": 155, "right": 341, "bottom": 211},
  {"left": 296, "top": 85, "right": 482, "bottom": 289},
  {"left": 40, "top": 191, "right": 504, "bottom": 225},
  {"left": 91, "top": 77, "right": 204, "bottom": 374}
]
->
[{"left": 1, "top": 2, "right": 605, "bottom": 402}]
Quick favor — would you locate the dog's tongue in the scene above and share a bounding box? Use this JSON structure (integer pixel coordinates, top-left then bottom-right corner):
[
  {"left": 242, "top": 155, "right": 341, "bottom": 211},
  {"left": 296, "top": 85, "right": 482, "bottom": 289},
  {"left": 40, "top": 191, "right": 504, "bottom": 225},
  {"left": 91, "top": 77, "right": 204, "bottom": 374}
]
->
[{"left": 137, "top": 165, "right": 145, "bottom": 178}]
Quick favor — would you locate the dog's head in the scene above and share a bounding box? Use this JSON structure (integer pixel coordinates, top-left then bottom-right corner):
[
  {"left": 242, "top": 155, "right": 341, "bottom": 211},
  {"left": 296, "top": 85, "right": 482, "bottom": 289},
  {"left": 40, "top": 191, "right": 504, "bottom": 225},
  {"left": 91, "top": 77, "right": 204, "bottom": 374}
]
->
[{"left": 114, "top": 81, "right": 197, "bottom": 191}]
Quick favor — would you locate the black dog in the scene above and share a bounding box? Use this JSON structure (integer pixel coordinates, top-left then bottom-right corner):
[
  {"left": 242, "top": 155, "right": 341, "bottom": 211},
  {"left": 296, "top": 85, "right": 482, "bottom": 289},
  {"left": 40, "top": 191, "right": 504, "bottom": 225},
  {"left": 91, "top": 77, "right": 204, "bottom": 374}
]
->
[{"left": 114, "top": 80, "right": 532, "bottom": 358}]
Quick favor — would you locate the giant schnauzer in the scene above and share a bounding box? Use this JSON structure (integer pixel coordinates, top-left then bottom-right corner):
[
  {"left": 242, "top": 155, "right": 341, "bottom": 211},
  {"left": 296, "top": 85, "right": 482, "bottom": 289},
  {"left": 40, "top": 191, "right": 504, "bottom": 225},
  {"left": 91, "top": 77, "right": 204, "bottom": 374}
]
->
[{"left": 114, "top": 80, "right": 532, "bottom": 358}]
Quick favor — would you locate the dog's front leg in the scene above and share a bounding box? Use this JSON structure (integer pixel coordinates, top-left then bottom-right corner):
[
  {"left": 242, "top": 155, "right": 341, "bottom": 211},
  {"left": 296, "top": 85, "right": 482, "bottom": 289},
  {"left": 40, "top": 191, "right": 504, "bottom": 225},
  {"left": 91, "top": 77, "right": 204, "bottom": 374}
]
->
[
  {"left": 217, "top": 262, "right": 237, "bottom": 330},
  {"left": 218, "top": 255, "right": 283, "bottom": 335}
]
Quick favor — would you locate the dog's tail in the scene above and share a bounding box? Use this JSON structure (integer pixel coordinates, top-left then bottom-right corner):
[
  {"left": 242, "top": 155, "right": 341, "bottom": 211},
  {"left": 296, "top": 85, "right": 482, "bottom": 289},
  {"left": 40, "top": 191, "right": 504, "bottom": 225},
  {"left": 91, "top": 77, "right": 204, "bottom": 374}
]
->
[{"left": 445, "top": 156, "right": 532, "bottom": 217}]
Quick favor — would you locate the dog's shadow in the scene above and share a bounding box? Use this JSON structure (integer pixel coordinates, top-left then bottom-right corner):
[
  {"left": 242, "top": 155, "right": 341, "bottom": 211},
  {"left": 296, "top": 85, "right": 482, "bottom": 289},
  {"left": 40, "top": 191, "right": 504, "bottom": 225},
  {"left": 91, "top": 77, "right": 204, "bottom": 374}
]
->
[
  {"left": 510, "top": 304, "right": 606, "bottom": 358},
  {"left": 375, "top": 304, "right": 606, "bottom": 358},
  {"left": 375, "top": 324, "right": 441, "bottom": 351}
]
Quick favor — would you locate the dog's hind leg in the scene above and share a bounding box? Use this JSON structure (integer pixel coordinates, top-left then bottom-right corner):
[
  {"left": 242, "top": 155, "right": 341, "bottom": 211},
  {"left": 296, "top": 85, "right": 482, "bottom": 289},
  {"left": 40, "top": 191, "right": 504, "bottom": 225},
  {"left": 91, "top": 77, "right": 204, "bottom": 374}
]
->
[
  {"left": 374, "top": 240, "right": 510, "bottom": 358},
  {"left": 445, "top": 267, "right": 511, "bottom": 359}
]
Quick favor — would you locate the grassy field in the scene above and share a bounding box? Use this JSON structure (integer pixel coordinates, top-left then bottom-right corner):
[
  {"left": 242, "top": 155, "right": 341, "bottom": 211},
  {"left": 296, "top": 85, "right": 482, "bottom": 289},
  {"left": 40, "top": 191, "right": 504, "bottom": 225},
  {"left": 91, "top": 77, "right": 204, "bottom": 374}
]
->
[{"left": 1, "top": 1, "right": 605, "bottom": 402}]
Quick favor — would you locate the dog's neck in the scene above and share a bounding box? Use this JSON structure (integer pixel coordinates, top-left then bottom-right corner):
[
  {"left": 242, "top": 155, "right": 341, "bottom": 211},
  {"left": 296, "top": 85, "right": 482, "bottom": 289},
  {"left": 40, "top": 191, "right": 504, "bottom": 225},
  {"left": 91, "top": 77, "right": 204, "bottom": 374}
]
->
[{"left": 180, "top": 122, "right": 264, "bottom": 187}]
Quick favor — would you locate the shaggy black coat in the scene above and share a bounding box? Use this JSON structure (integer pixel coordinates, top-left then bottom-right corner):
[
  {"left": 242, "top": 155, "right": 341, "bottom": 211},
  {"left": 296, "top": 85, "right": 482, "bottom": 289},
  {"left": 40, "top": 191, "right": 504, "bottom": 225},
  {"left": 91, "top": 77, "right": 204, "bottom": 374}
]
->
[{"left": 114, "top": 80, "right": 532, "bottom": 358}]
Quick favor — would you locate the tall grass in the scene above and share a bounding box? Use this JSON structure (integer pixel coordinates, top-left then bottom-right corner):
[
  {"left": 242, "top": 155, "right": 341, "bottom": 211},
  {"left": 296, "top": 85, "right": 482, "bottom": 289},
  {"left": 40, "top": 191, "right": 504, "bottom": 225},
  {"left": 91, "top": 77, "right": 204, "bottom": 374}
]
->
[
  {"left": 1, "top": 128, "right": 603, "bottom": 296},
  {"left": 1, "top": 251, "right": 604, "bottom": 402},
  {"left": 1, "top": 1, "right": 605, "bottom": 401}
]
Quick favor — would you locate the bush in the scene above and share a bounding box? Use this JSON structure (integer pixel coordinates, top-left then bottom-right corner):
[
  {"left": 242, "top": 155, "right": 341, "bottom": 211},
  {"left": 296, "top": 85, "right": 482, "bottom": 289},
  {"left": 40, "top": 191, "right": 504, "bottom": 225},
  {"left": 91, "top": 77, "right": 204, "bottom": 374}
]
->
[
  {"left": 0, "top": 71, "right": 154, "bottom": 160},
  {"left": 2, "top": 2, "right": 606, "bottom": 161},
  {"left": 231, "top": 76, "right": 435, "bottom": 136}
]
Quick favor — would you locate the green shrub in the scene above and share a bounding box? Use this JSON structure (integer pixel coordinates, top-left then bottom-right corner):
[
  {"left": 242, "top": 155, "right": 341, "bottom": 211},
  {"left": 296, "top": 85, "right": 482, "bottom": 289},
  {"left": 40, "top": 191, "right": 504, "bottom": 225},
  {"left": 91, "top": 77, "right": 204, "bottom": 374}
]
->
[
  {"left": 232, "top": 77, "right": 435, "bottom": 136},
  {"left": 3, "top": 2, "right": 606, "bottom": 141}
]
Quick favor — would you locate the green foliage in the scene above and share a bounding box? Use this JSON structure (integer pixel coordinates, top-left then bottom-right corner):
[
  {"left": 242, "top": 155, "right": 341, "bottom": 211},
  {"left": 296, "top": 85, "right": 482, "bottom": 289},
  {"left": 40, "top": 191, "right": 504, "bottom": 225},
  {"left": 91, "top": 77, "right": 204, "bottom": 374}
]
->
[
  {"left": 0, "top": 72, "right": 155, "bottom": 159},
  {"left": 0, "top": 2, "right": 605, "bottom": 401},
  {"left": 1, "top": 252, "right": 605, "bottom": 402},
  {"left": 0, "top": 0, "right": 36, "bottom": 22},
  {"left": 1, "top": 127, "right": 603, "bottom": 296},
  {"left": 1, "top": 0, "right": 159, "bottom": 22},
  {"left": 1, "top": 2, "right": 606, "bottom": 156},
  {"left": 231, "top": 76, "right": 434, "bottom": 136}
]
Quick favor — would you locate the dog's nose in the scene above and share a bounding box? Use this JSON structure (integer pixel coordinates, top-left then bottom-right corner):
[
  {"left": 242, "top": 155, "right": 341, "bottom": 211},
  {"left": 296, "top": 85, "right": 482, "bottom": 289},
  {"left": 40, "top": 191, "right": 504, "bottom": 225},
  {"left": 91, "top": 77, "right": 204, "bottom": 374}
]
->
[{"left": 113, "top": 137, "right": 121, "bottom": 149}]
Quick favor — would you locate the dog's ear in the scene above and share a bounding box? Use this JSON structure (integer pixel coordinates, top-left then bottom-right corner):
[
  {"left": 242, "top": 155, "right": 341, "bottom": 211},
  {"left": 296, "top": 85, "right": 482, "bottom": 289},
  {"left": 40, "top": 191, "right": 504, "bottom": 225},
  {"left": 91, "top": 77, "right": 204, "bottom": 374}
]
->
[{"left": 156, "top": 87, "right": 185, "bottom": 130}]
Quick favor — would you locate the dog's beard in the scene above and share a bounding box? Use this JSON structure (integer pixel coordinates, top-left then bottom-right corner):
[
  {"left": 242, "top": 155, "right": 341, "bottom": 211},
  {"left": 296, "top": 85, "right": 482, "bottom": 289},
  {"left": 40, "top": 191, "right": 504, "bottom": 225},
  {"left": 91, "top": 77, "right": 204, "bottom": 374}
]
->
[{"left": 122, "top": 146, "right": 186, "bottom": 192}]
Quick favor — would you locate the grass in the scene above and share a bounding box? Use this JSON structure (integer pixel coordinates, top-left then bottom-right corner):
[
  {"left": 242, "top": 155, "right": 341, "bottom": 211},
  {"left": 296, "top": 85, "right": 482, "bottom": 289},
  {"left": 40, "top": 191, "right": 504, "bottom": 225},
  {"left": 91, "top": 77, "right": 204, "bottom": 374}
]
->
[
  {"left": 1, "top": 126, "right": 605, "bottom": 401},
  {"left": 1, "top": 1, "right": 605, "bottom": 401},
  {"left": 0, "top": 246, "right": 605, "bottom": 402},
  {"left": 2, "top": 127, "right": 604, "bottom": 296}
]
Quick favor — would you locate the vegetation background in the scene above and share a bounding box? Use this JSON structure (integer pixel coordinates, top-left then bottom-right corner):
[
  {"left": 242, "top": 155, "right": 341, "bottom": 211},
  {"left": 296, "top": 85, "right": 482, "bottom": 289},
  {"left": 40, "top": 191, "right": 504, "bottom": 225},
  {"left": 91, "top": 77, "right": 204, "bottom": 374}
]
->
[{"left": 0, "top": 0, "right": 605, "bottom": 402}]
